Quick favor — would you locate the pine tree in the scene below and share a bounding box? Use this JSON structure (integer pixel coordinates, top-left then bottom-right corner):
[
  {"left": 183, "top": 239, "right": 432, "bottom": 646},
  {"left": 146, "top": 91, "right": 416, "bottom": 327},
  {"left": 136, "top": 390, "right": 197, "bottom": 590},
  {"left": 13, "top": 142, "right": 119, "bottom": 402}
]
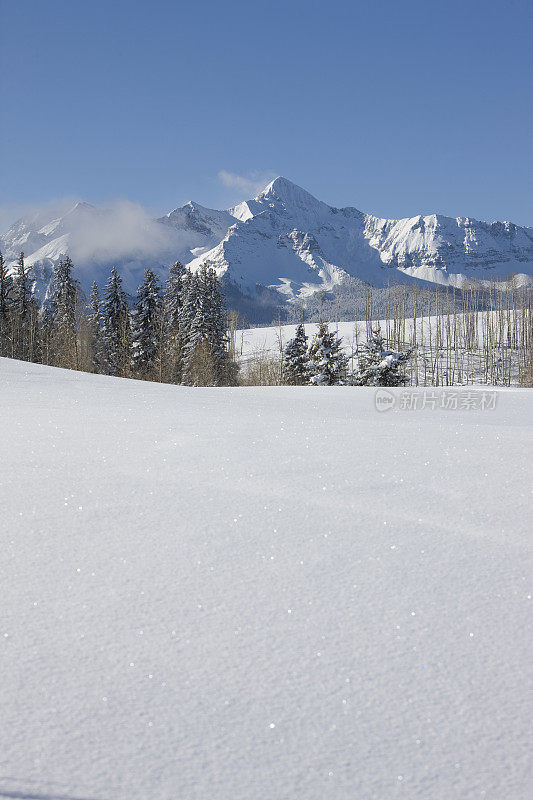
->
[
  {"left": 13, "top": 252, "right": 31, "bottom": 318},
  {"left": 178, "top": 267, "right": 196, "bottom": 335},
  {"left": 27, "top": 297, "right": 41, "bottom": 364},
  {"left": 131, "top": 269, "right": 162, "bottom": 379},
  {"left": 0, "top": 251, "right": 13, "bottom": 356},
  {"left": 87, "top": 281, "right": 104, "bottom": 373},
  {"left": 162, "top": 261, "right": 186, "bottom": 382},
  {"left": 12, "top": 252, "right": 39, "bottom": 361},
  {"left": 283, "top": 323, "right": 311, "bottom": 384},
  {"left": 181, "top": 266, "right": 212, "bottom": 386},
  {"left": 40, "top": 305, "right": 55, "bottom": 366},
  {"left": 204, "top": 265, "right": 236, "bottom": 385},
  {"left": 100, "top": 267, "right": 131, "bottom": 377},
  {"left": 308, "top": 321, "right": 349, "bottom": 385},
  {"left": 49, "top": 256, "right": 79, "bottom": 368},
  {"left": 354, "top": 328, "right": 412, "bottom": 386},
  {"left": 164, "top": 261, "right": 186, "bottom": 331},
  {"left": 181, "top": 264, "right": 236, "bottom": 386}
]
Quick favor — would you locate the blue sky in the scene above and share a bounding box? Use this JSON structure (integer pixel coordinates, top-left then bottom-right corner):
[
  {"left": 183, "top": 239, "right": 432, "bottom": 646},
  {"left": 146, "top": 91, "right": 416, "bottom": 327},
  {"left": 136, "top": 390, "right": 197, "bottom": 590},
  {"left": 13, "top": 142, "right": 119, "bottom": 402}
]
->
[{"left": 0, "top": 0, "right": 531, "bottom": 226}]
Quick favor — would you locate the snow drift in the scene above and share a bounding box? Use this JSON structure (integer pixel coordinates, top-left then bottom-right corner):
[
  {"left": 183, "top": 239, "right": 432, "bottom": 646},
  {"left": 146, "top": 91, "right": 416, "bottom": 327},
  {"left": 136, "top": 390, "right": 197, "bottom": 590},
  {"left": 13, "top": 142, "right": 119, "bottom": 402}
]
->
[{"left": 1, "top": 358, "right": 532, "bottom": 799}]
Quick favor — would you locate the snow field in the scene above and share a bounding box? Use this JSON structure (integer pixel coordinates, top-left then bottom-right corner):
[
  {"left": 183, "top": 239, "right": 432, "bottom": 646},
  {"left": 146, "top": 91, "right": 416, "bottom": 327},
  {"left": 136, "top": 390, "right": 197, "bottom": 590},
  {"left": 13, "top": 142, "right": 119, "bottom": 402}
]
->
[
  {"left": 235, "top": 314, "right": 506, "bottom": 363},
  {"left": 236, "top": 313, "right": 530, "bottom": 386},
  {"left": 1, "top": 358, "right": 532, "bottom": 799}
]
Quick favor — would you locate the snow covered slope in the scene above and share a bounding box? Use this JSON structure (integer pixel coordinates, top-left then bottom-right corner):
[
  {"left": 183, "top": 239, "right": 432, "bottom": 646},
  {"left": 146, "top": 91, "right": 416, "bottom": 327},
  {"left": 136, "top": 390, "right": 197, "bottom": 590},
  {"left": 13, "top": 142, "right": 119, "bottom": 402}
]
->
[
  {"left": 157, "top": 201, "right": 237, "bottom": 259},
  {"left": 2, "top": 178, "right": 532, "bottom": 306},
  {"left": 1, "top": 358, "right": 532, "bottom": 799},
  {"left": 188, "top": 178, "right": 533, "bottom": 295}
]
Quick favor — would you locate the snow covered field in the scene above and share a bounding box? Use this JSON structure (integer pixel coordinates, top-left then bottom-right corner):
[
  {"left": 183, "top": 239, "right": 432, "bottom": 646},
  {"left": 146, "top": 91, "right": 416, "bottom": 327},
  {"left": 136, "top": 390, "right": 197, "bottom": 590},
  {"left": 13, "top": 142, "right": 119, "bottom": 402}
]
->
[
  {"left": 236, "top": 321, "right": 361, "bottom": 362},
  {"left": 1, "top": 358, "right": 532, "bottom": 800},
  {"left": 236, "top": 314, "right": 531, "bottom": 386},
  {"left": 235, "top": 316, "right": 514, "bottom": 363}
]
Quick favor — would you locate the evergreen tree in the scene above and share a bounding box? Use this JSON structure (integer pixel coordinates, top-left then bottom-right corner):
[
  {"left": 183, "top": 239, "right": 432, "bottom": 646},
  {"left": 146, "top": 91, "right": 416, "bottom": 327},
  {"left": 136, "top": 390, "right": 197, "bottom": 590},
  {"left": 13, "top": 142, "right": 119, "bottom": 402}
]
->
[
  {"left": 87, "top": 281, "right": 104, "bottom": 373},
  {"left": 40, "top": 305, "right": 55, "bottom": 366},
  {"left": 0, "top": 251, "right": 13, "bottom": 356},
  {"left": 12, "top": 252, "right": 39, "bottom": 361},
  {"left": 178, "top": 268, "right": 197, "bottom": 339},
  {"left": 283, "top": 323, "right": 311, "bottom": 384},
  {"left": 308, "top": 321, "right": 349, "bottom": 385},
  {"left": 100, "top": 267, "right": 131, "bottom": 377},
  {"left": 49, "top": 256, "right": 79, "bottom": 368},
  {"left": 131, "top": 269, "right": 162, "bottom": 379},
  {"left": 354, "top": 329, "right": 412, "bottom": 386},
  {"left": 13, "top": 252, "right": 31, "bottom": 318},
  {"left": 27, "top": 298, "right": 42, "bottom": 364},
  {"left": 204, "top": 265, "right": 235, "bottom": 385},
  {"left": 181, "top": 264, "right": 237, "bottom": 386},
  {"left": 181, "top": 266, "right": 212, "bottom": 386},
  {"left": 162, "top": 261, "right": 186, "bottom": 382},
  {"left": 164, "top": 261, "right": 186, "bottom": 331}
]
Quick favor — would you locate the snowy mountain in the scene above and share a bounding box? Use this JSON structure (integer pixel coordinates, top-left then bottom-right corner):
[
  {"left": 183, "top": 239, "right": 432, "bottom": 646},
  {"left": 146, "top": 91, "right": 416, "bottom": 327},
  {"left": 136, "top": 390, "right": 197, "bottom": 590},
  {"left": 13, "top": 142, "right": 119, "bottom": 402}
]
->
[
  {"left": 2, "top": 177, "right": 532, "bottom": 310},
  {"left": 188, "top": 177, "right": 532, "bottom": 295}
]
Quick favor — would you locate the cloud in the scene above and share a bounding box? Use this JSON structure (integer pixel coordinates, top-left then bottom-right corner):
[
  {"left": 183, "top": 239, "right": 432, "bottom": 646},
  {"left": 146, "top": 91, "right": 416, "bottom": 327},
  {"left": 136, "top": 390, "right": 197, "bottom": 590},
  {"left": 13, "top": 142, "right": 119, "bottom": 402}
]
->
[
  {"left": 0, "top": 198, "right": 190, "bottom": 292},
  {"left": 64, "top": 200, "right": 192, "bottom": 291},
  {"left": 68, "top": 200, "right": 177, "bottom": 265},
  {"left": 218, "top": 170, "right": 276, "bottom": 199},
  {"left": 0, "top": 198, "right": 180, "bottom": 267}
]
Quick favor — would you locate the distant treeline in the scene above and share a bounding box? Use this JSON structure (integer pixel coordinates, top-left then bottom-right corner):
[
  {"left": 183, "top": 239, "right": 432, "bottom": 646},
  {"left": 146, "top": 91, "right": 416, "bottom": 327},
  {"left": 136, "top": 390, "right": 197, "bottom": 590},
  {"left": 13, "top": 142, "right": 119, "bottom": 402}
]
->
[{"left": 280, "top": 273, "right": 529, "bottom": 325}]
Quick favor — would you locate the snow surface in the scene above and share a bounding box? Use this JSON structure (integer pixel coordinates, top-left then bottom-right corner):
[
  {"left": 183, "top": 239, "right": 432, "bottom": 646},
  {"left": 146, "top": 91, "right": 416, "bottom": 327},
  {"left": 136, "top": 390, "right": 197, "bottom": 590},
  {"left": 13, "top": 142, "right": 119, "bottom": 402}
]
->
[{"left": 1, "top": 358, "right": 532, "bottom": 800}]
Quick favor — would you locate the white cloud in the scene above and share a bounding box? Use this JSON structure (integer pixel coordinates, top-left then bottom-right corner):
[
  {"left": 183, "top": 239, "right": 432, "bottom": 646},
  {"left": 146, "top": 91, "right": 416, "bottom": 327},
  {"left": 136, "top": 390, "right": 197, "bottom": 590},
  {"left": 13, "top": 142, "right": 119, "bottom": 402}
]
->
[
  {"left": 68, "top": 200, "right": 177, "bottom": 265},
  {"left": 218, "top": 170, "right": 276, "bottom": 199},
  {"left": 0, "top": 198, "right": 187, "bottom": 293}
]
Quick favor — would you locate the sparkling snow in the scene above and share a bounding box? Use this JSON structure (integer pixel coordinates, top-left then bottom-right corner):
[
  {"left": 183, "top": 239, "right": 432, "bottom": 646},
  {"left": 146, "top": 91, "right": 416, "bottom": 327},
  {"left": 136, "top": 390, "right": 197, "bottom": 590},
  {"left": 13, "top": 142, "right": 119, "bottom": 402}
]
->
[{"left": 1, "top": 358, "right": 532, "bottom": 799}]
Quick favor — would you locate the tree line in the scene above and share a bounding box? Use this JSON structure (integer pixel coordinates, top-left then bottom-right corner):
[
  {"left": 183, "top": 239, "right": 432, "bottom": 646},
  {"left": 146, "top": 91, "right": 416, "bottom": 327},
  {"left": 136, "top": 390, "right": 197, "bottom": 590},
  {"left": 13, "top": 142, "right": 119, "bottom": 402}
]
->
[
  {"left": 0, "top": 250, "right": 412, "bottom": 388},
  {"left": 3, "top": 249, "right": 530, "bottom": 387},
  {"left": 0, "top": 252, "right": 238, "bottom": 386}
]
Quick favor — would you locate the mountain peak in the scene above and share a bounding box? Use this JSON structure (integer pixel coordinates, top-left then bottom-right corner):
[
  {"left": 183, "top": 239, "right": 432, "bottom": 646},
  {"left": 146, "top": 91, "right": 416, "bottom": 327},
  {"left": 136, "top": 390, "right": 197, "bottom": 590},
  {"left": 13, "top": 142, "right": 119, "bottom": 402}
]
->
[
  {"left": 71, "top": 200, "right": 94, "bottom": 211},
  {"left": 257, "top": 176, "right": 314, "bottom": 201},
  {"left": 254, "top": 177, "right": 329, "bottom": 219},
  {"left": 64, "top": 200, "right": 96, "bottom": 218},
  {"left": 259, "top": 176, "right": 293, "bottom": 195}
]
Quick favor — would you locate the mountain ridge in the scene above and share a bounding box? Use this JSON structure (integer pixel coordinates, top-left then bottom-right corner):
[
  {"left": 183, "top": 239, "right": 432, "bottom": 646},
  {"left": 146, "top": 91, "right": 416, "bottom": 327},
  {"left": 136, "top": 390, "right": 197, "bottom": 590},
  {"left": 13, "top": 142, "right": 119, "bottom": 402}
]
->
[{"left": 2, "top": 178, "right": 532, "bottom": 316}]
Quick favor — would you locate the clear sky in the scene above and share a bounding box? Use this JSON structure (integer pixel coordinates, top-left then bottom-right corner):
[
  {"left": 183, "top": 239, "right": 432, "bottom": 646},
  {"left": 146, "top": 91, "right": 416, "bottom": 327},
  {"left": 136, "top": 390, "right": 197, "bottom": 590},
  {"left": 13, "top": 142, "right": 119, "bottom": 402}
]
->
[{"left": 0, "top": 0, "right": 531, "bottom": 226}]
